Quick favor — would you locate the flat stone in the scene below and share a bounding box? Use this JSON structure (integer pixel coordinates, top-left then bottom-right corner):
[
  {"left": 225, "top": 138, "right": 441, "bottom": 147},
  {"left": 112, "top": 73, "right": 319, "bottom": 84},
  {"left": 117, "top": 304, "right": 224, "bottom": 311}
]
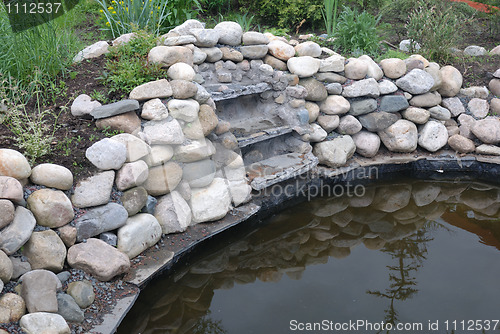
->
[
  {"left": 74, "top": 203, "right": 128, "bottom": 242},
  {"left": 342, "top": 78, "right": 380, "bottom": 98},
  {"left": 401, "top": 107, "right": 430, "bottom": 124},
  {"left": 190, "top": 178, "right": 231, "bottom": 223},
  {"left": 73, "top": 41, "right": 109, "bottom": 62},
  {"left": 379, "top": 95, "right": 409, "bottom": 112},
  {"left": 319, "top": 55, "right": 345, "bottom": 72},
  {"left": 23, "top": 230, "right": 66, "bottom": 272},
  {"left": 66, "top": 280, "right": 95, "bottom": 308},
  {"left": 378, "top": 79, "right": 398, "bottom": 95},
  {"left": 121, "top": 187, "right": 148, "bottom": 216},
  {"left": 472, "top": 119, "right": 500, "bottom": 144},
  {"left": 438, "top": 66, "right": 463, "bottom": 97},
  {"left": 56, "top": 293, "right": 84, "bottom": 323},
  {"left": 71, "top": 171, "right": 115, "bottom": 208},
  {"left": 90, "top": 100, "right": 139, "bottom": 119},
  {"left": 378, "top": 120, "right": 418, "bottom": 152},
  {"left": 476, "top": 144, "right": 500, "bottom": 155},
  {"left": 20, "top": 312, "right": 70, "bottom": 334},
  {"left": 30, "top": 164, "right": 73, "bottom": 190},
  {"left": 396, "top": 69, "right": 434, "bottom": 95},
  {"left": 0, "top": 149, "right": 31, "bottom": 180},
  {"left": 348, "top": 98, "right": 377, "bottom": 116},
  {"left": 20, "top": 269, "right": 61, "bottom": 313},
  {"left": 148, "top": 45, "right": 193, "bottom": 67},
  {"left": 240, "top": 45, "right": 269, "bottom": 59},
  {"left": 409, "top": 91, "right": 442, "bottom": 108},
  {"left": 268, "top": 40, "right": 295, "bottom": 61},
  {"left": 460, "top": 86, "right": 489, "bottom": 99},
  {"left": 142, "top": 118, "right": 185, "bottom": 145},
  {"left": 163, "top": 35, "right": 197, "bottom": 46},
  {"left": 155, "top": 191, "right": 192, "bottom": 234},
  {"left": 325, "top": 83, "right": 342, "bottom": 95},
  {"left": 287, "top": 56, "right": 320, "bottom": 77},
  {"left": 85, "top": 138, "right": 127, "bottom": 170},
  {"left": 442, "top": 97, "right": 465, "bottom": 117},
  {"left": 448, "top": 134, "right": 475, "bottom": 153},
  {"left": 242, "top": 31, "right": 269, "bottom": 45},
  {"left": 0, "top": 199, "right": 14, "bottom": 229},
  {"left": 380, "top": 58, "right": 406, "bottom": 79},
  {"left": 0, "top": 207, "right": 36, "bottom": 255},
  {"left": 429, "top": 105, "right": 451, "bottom": 120},
  {"left": 320, "top": 95, "right": 350, "bottom": 115},
  {"left": 352, "top": 131, "right": 381, "bottom": 158},
  {"left": 67, "top": 238, "right": 130, "bottom": 281},
  {"left": 468, "top": 98, "right": 490, "bottom": 119},
  {"left": 174, "top": 138, "right": 216, "bottom": 163},
  {"left": 191, "top": 28, "right": 219, "bottom": 47},
  {"left": 214, "top": 21, "right": 242, "bottom": 45},
  {"left": 95, "top": 111, "right": 141, "bottom": 135},
  {"left": 110, "top": 133, "right": 151, "bottom": 162},
  {"left": 315, "top": 72, "right": 346, "bottom": 84},
  {"left": 117, "top": 214, "right": 162, "bottom": 259},
  {"left": 129, "top": 79, "right": 172, "bottom": 101},
  {"left": 418, "top": 121, "right": 448, "bottom": 152},
  {"left": 264, "top": 54, "right": 287, "bottom": 71},
  {"left": 359, "top": 112, "right": 400, "bottom": 132},
  {"left": 0, "top": 176, "right": 23, "bottom": 203},
  {"left": 313, "top": 136, "right": 356, "bottom": 167},
  {"left": 71, "top": 94, "right": 101, "bottom": 117},
  {"left": 144, "top": 162, "right": 183, "bottom": 196}
]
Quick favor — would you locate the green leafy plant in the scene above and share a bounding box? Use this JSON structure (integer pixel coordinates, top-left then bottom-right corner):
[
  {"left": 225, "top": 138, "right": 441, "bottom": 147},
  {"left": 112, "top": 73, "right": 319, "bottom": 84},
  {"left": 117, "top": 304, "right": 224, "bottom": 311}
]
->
[
  {"left": 376, "top": 49, "right": 408, "bottom": 62},
  {"left": 263, "top": 27, "right": 290, "bottom": 37},
  {"left": 235, "top": 12, "right": 255, "bottom": 32},
  {"left": 96, "top": 0, "right": 171, "bottom": 37},
  {"left": 99, "top": 30, "right": 165, "bottom": 96},
  {"left": 406, "top": 0, "right": 465, "bottom": 61},
  {"left": 163, "top": 0, "right": 201, "bottom": 28},
  {"left": 321, "top": 0, "right": 339, "bottom": 36},
  {"left": 333, "top": 6, "right": 381, "bottom": 56}
]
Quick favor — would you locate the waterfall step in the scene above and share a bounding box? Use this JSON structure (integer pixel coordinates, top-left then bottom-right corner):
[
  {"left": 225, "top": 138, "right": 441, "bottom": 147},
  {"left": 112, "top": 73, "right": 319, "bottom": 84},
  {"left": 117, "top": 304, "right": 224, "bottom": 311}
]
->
[{"left": 237, "top": 126, "right": 293, "bottom": 148}]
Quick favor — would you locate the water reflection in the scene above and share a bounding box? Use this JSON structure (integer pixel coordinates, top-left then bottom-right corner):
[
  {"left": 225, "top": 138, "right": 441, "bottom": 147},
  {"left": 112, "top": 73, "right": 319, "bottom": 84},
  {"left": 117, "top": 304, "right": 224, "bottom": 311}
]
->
[{"left": 118, "top": 180, "right": 500, "bottom": 334}]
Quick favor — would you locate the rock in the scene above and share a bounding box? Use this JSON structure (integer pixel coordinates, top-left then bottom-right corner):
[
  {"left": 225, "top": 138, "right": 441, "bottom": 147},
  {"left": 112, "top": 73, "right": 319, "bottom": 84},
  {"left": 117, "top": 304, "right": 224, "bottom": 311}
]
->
[
  {"left": 20, "top": 269, "right": 61, "bottom": 313},
  {"left": 319, "top": 55, "right": 345, "bottom": 72},
  {"left": 23, "top": 230, "right": 66, "bottom": 272},
  {"left": 418, "top": 121, "right": 448, "bottom": 152},
  {"left": 380, "top": 58, "right": 406, "bottom": 79},
  {"left": 458, "top": 114, "right": 476, "bottom": 139},
  {"left": 73, "top": 203, "right": 128, "bottom": 242},
  {"left": 0, "top": 176, "right": 23, "bottom": 203},
  {"left": 0, "top": 199, "right": 14, "bottom": 229},
  {"left": 71, "top": 171, "right": 115, "bottom": 208},
  {"left": 227, "top": 180, "right": 252, "bottom": 207},
  {"left": 0, "top": 148, "right": 31, "bottom": 179},
  {"left": 95, "top": 111, "right": 141, "bottom": 135},
  {"left": 190, "top": 178, "right": 231, "bottom": 223},
  {"left": 352, "top": 131, "right": 380, "bottom": 157},
  {"left": 264, "top": 54, "right": 287, "bottom": 70},
  {"left": 70, "top": 94, "right": 101, "bottom": 117},
  {"left": 117, "top": 214, "right": 162, "bottom": 259},
  {"left": 99, "top": 232, "right": 117, "bottom": 246},
  {"left": 219, "top": 47, "right": 243, "bottom": 62},
  {"left": 214, "top": 21, "right": 242, "bottom": 45},
  {"left": 294, "top": 41, "right": 321, "bottom": 57},
  {"left": 448, "top": 134, "right": 475, "bottom": 153},
  {"left": 347, "top": 99, "right": 377, "bottom": 116},
  {"left": 121, "top": 187, "right": 148, "bottom": 216},
  {"left": 191, "top": 28, "right": 219, "bottom": 47},
  {"left": 242, "top": 31, "right": 269, "bottom": 45},
  {"left": 30, "top": 164, "right": 73, "bottom": 190},
  {"left": 325, "top": 83, "right": 342, "bottom": 95},
  {"left": 410, "top": 54, "right": 429, "bottom": 67},
  {"left": 183, "top": 159, "right": 216, "bottom": 188},
  {"left": 317, "top": 115, "right": 340, "bottom": 132},
  {"left": 301, "top": 123, "right": 327, "bottom": 142},
  {"left": 460, "top": 86, "right": 489, "bottom": 99},
  {"left": 468, "top": 98, "right": 489, "bottom": 119},
  {"left": 148, "top": 45, "right": 193, "bottom": 67},
  {"left": 409, "top": 91, "right": 442, "bottom": 108},
  {"left": 68, "top": 238, "right": 130, "bottom": 281},
  {"left": 10, "top": 257, "right": 30, "bottom": 280},
  {"left": 299, "top": 78, "right": 327, "bottom": 101},
  {"left": 0, "top": 207, "right": 36, "bottom": 255},
  {"left": 85, "top": 138, "right": 127, "bottom": 170},
  {"left": 359, "top": 112, "right": 399, "bottom": 132},
  {"left": 170, "top": 19, "right": 204, "bottom": 35},
  {"left": 129, "top": 79, "right": 173, "bottom": 101},
  {"left": 268, "top": 40, "right": 295, "bottom": 61},
  {"left": 438, "top": 66, "right": 463, "bottom": 97},
  {"left": 0, "top": 293, "right": 25, "bottom": 322},
  {"left": 464, "top": 45, "right": 487, "bottom": 56},
  {"left": 115, "top": 160, "right": 149, "bottom": 191},
  {"left": 442, "top": 97, "right": 465, "bottom": 117},
  {"left": 315, "top": 72, "right": 347, "bottom": 84},
  {"left": 342, "top": 78, "right": 380, "bottom": 98},
  {"left": 490, "top": 79, "right": 500, "bottom": 97},
  {"left": 476, "top": 144, "right": 500, "bottom": 155},
  {"left": 166, "top": 62, "right": 196, "bottom": 81},
  {"left": 143, "top": 145, "right": 174, "bottom": 167},
  {"left": 338, "top": 115, "right": 362, "bottom": 135},
  {"left": 491, "top": 98, "right": 500, "bottom": 115},
  {"left": 429, "top": 105, "right": 451, "bottom": 120},
  {"left": 379, "top": 95, "right": 409, "bottom": 112},
  {"left": 491, "top": 45, "right": 500, "bottom": 55},
  {"left": 142, "top": 118, "right": 185, "bottom": 145},
  {"left": 141, "top": 99, "right": 168, "bottom": 121},
  {"left": 313, "top": 136, "right": 356, "bottom": 167},
  {"left": 110, "top": 133, "right": 150, "bottom": 162},
  {"left": 170, "top": 80, "right": 198, "bottom": 99},
  {"left": 73, "top": 41, "right": 109, "bottom": 62},
  {"left": 396, "top": 69, "right": 434, "bottom": 95},
  {"left": 162, "top": 35, "right": 197, "bottom": 47},
  {"left": 287, "top": 56, "right": 320, "bottom": 78},
  {"left": 20, "top": 312, "right": 70, "bottom": 334},
  {"left": 144, "top": 162, "right": 183, "bottom": 196},
  {"left": 193, "top": 46, "right": 208, "bottom": 64},
  {"left": 404, "top": 58, "right": 424, "bottom": 72},
  {"left": 378, "top": 79, "right": 398, "bottom": 95},
  {"left": 90, "top": 99, "right": 139, "bottom": 119},
  {"left": 56, "top": 272, "right": 70, "bottom": 284},
  {"left": 401, "top": 107, "right": 430, "bottom": 124},
  {"left": 58, "top": 225, "right": 77, "bottom": 248},
  {"left": 155, "top": 191, "right": 192, "bottom": 233},
  {"left": 174, "top": 138, "right": 216, "bottom": 162},
  {"left": 112, "top": 32, "right": 136, "bottom": 46},
  {"left": 200, "top": 47, "right": 223, "bottom": 62},
  {"left": 66, "top": 280, "right": 94, "bottom": 308},
  {"left": 472, "top": 119, "right": 500, "bottom": 144},
  {"left": 357, "top": 55, "right": 383, "bottom": 80},
  {"left": 378, "top": 120, "right": 418, "bottom": 152},
  {"left": 198, "top": 104, "right": 218, "bottom": 136},
  {"left": 0, "top": 250, "right": 12, "bottom": 283},
  {"left": 344, "top": 58, "right": 368, "bottom": 80},
  {"left": 399, "top": 39, "right": 420, "bottom": 52},
  {"left": 319, "top": 95, "right": 350, "bottom": 115},
  {"left": 167, "top": 99, "right": 199, "bottom": 123},
  {"left": 56, "top": 293, "right": 84, "bottom": 323},
  {"left": 240, "top": 45, "right": 269, "bottom": 59},
  {"left": 424, "top": 65, "right": 443, "bottom": 91}
]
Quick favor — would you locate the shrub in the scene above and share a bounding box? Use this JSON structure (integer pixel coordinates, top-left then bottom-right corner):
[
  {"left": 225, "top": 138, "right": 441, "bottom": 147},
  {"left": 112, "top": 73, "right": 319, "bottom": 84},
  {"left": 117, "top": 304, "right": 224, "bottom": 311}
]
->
[
  {"left": 406, "top": 1, "right": 465, "bottom": 61},
  {"left": 99, "top": 30, "right": 165, "bottom": 96},
  {"left": 333, "top": 6, "right": 381, "bottom": 56}
]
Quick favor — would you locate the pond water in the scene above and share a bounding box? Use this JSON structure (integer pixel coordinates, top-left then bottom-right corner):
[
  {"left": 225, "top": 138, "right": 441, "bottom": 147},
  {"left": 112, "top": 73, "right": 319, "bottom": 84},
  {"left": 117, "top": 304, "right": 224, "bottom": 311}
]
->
[{"left": 118, "top": 179, "right": 500, "bottom": 334}]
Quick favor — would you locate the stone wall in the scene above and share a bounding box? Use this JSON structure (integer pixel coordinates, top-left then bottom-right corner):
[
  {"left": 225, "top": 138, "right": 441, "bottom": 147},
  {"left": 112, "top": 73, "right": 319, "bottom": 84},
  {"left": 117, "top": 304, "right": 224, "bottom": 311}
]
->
[{"left": 2, "top": 18, "right": 500, "bottom": 333}]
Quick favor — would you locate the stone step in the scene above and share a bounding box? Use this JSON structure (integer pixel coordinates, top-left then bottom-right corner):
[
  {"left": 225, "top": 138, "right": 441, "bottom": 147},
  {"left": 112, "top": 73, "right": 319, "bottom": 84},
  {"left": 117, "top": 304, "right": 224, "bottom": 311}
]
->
[{"left": 237, "top": 126, "right": 293, "bottom": 148}]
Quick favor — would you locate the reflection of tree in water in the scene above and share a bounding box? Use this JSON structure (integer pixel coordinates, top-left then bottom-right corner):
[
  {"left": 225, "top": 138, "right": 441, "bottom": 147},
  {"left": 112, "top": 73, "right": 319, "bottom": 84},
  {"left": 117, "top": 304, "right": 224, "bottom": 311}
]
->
[
  {"left": 368, "top": 226, "right": 434, "bottom": 332},
  {"left": 192, "top": 311, "right": 227, "bottom": 334}
]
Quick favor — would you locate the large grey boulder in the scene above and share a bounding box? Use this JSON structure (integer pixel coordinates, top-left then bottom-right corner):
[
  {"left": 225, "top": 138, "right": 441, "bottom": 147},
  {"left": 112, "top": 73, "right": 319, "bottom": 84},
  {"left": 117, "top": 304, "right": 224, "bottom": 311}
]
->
[
  {"left": 378, "top": 120, "right": 418, "bottom": 153},
  {"left": 129, "top": 79, "right": 173, "bottom": 101},
  {"left": 56, "top": 293, "right": 84, "bottom": 323},
  {"left": 85, "top": 138, "right": 127, "bottom": 170},
  {"left": 143, "top": 162, "right": 183, "bottom": 196},
  {"left": 142, "top": 118, "right": 185, "bottom": 145},
  {"left": 396, "top": 69, "right": 434, "bottom": 95},
  {"left": 472, "top": 118, "right": 500, "bottom": 144},
  {"left": 20, "top": 269, "right": 61, "bottom": 313},
  {"left": 418, "top": 121, "right": 448, "bottom": 152},
  {"left": 313, "top": 136, "right": 356, "bottom": 167},
  {"left": 155, "top": 191, "right": 192, "bottom": 234},
  {"left": 30, "top": 164, "right": 73, "bottom": 190},
  {"left": 190, "top": 178, "right": 231, "bottom": 223},
  {"left": 73, "top": 203, "right": 128, "bottom": 242},
  {"left": 23, "top": 230, "right": 67, "bottom": 272},
  {"left": 0, "top": 149, "right": 31, "bottom": 180},
  {"left": 27, "top": 189, "right": 74, "bottom": 228},
  {"left": 90, "top": 100, "right": 139, "bottom": 119},
  {"left": 214, "top": 21, "right": 243, "bottom": 45},
  {"left": 117, "top": 214, "right": 162, "bottom": 259},
  {"left": 20, "top": 312, "right": 70, "bottom": 334},
  {"left": 0, "top": 207, "right": 36, "bottom": 255},
  {"left": 71, "top": 171, "right": 115, "bottom": 208}
]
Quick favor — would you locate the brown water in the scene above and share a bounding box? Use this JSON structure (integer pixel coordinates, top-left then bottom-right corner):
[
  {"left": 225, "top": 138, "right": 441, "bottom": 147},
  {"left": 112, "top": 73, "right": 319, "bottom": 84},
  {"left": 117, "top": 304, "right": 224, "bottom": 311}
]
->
[{"left": 118, "top": 179, "right": 500, "bottom": 334}]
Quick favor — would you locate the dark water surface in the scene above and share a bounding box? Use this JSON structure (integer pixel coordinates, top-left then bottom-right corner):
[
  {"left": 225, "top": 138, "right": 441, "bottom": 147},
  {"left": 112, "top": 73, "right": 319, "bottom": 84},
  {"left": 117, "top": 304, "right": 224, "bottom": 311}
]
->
[{"left": 118, "top": 179, "right": 500, "bottom": 334}]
